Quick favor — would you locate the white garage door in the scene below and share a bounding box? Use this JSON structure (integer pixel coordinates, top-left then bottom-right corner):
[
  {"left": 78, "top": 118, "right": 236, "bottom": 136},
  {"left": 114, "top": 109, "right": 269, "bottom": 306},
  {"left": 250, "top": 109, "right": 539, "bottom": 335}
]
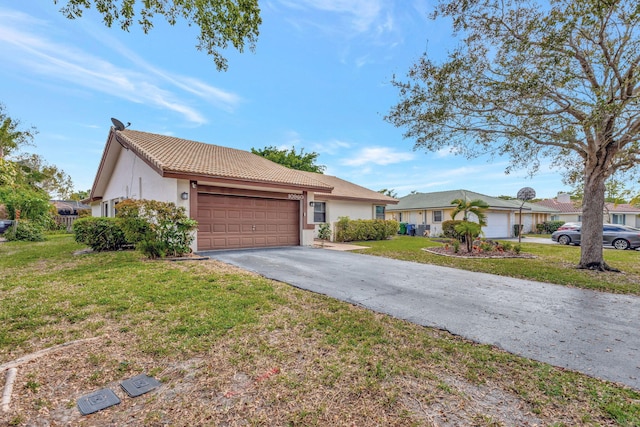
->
[{"left": 483, "top": 212, "right": 511, "bottom": 238}]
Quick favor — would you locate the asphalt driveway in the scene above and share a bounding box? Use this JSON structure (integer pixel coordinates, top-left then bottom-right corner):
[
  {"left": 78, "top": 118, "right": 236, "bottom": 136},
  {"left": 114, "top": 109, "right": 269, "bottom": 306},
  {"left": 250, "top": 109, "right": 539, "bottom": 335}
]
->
[{"left": 203, "top": 246, "right": 640, "bottom": 390}]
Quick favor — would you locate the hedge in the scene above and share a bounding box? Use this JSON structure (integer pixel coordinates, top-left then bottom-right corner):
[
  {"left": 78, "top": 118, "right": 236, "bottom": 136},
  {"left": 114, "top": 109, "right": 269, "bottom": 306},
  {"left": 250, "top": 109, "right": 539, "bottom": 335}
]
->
[
  {"left": 334, "top": 217, "right": 399, "bottom": 242},
  {"left": 72, "top": 217, "right": 129, "bottom": 251},
  {"left": 536, "top": 220, "right": 565, "bottom": 234}
]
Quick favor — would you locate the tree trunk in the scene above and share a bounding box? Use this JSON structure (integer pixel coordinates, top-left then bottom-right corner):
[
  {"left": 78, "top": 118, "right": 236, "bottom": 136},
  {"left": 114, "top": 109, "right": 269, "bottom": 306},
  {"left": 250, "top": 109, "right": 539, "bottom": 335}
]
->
[{"left": 578, "top": 166, "right": 616, "bottom": 271}]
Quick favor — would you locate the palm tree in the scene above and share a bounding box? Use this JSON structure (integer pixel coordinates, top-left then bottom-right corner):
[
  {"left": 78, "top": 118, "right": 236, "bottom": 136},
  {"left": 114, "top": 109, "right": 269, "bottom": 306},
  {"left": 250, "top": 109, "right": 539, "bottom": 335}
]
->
[
  {"left": 451, "top": 197, "right": 490, "bottom": 252},
  {"left": 450, "top": 198, "right": 489, "bottom": 225}
]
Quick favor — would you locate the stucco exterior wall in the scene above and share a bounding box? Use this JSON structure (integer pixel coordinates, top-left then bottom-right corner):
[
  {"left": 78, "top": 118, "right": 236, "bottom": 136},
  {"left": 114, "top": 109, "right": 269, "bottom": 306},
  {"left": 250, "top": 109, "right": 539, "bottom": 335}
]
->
[
  {"left": 96, "top": 149, "right": 190, "bottom": 215},
  {"left": 554, "top": 213, "right": 581, "bottom": 223},
  {"left": 327, "top": 200, "right": 374, "bottom": 223},
  {"left": 311, "top": 199, "right": 381, "bottom": 240}
]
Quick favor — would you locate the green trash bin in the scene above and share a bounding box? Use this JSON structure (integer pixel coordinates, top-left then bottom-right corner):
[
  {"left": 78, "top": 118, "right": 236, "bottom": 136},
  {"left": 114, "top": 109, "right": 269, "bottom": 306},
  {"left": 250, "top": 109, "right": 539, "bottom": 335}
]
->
[{"left": 399, "top": 222, "right": 407, "bottom": 235}]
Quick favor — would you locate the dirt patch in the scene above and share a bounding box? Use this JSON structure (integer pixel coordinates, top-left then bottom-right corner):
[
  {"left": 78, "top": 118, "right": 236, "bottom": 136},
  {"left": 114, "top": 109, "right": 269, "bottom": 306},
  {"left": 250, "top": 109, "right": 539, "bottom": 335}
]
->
[{"left": 0, "top": 334, "right": 552, "bottom": 427}]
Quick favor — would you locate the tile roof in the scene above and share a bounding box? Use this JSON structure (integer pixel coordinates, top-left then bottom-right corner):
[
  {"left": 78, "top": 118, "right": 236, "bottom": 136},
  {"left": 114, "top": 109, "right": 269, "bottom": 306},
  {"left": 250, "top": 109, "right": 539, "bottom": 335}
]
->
[
  {"left": 534, "top": 199, "right": 640, "bottom": 214},
  {"left": 297, "top": 171, "right": 398, "bottom": 204},
  {"left": 387, "top": 189, "right": 529, "bottom": 211},
  {"left": 115, "top": 129, "right": 333, "bottom": 191},
  {"left": 607, "top": 203, "right": 640, "bottom": 213},
  {"left": 534, "top": 199, "right": 581, "bottom": 213}
]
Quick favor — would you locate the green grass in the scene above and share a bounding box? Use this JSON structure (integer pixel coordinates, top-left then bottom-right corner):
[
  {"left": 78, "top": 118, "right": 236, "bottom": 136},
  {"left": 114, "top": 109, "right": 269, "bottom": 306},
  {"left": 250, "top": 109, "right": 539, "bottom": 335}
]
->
[
  {"left": 357, "top": 236, "right": 640, "bottom": 295},
  {"left": 1, "top": 235, "right": 639, "bottom": 425},
  {"left": 0, "top": 234, "right": 283, "bottom": 355}
]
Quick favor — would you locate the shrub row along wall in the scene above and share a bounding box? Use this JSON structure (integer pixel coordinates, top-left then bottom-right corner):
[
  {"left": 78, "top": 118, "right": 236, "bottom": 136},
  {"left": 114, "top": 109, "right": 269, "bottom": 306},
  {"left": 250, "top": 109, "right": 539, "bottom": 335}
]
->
[
  {"left": 73, "top": 199, "right": 197, "bottom": 258},
  {"left": 334, "top": 217, "right": 399, "bottom": 242}
]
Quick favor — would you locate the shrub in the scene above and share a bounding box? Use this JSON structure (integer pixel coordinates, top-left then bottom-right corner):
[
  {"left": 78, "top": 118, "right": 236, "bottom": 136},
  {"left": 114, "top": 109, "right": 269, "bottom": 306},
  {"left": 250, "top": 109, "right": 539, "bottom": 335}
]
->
[
  {"left": 442, "top": 220, "right": 464, "bottom": 239},
  {"left": 334, "top": 217, "right": 398, "bottom": 242},
  {"left": 317, "top": 222, "right": 331, "bottom": 241},
  {"left": 117, "top": 199, "right": 197, "bottom": 257},
  {"left": 136, "top": 239, "right": 167, "bottom": 259},
  {"left": 540, "top": 220, "right": 565, "bottom": 234},
  {"left": 72, "top": 217, "right": 129, "bottom": 251},
  {"left": 4, "top": 220, "right": 45, "bottom": 242}
]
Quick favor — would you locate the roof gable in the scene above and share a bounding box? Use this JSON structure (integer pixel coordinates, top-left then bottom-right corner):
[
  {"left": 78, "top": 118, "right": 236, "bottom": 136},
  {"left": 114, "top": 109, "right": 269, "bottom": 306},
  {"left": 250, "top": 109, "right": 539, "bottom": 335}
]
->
[
  {"left": 387, "top": 189, "right": 525, "bottom": 211},
  {"left": 90, "top": 129, "right": 334, "bottom": 200}
]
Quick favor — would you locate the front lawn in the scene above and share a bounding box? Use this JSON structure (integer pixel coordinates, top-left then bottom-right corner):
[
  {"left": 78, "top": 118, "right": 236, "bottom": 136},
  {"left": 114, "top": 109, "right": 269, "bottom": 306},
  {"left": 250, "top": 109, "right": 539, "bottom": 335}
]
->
[
  {"left": 1, "top": 235, "right": 639, "bottom": 426},
  {"left": 358, "top": 236, "right": 640, "bottom": 295}
]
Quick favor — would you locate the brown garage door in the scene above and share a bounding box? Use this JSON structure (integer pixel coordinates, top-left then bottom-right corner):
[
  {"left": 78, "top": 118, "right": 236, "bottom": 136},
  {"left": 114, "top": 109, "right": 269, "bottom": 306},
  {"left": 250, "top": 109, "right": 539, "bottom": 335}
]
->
[{"left": 196, "top": 194, "right": 300, "bottom": 250}]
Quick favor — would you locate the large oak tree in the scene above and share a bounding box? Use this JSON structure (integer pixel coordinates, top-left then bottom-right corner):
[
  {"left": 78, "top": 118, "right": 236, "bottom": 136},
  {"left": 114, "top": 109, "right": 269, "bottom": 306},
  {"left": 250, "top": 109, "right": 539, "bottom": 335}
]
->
[
  {"left": 386, "top": 0, "right": 640, "bottom": 270},
  {"left": 54, "top": 0, "right": 261, "bottom": 71}
]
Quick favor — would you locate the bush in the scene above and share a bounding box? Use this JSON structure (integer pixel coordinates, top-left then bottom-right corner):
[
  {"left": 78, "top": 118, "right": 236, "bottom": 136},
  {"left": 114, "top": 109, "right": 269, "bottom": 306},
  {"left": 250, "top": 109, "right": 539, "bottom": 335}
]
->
[
  {"left": 539, "top": 220, "right": 565, "bottom": 234},
  {"left": 4, "top": 220, "right": 45, "bottom": 242},
  {"left": 334, "top": 217, "right": 398, "bottom": 242},
  {"left": 317, "top": 222, "right": 331, "bottom": 241},
  {"left": 72, "top": 217, "right": 129, "bottom": 251},
  {"left": 442, "top": 220, "right": 464, "bottom": 239},
  {"left": 117, "top": 199, "right": 197, "bottom": 258}
]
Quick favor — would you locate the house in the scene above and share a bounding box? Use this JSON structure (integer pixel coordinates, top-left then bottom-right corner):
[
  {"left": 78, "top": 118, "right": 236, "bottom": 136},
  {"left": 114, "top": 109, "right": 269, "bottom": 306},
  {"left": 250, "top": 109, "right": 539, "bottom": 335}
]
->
[
  {"left": 385, "top": 189, "right": 556, "bottom": 238},
  {"left": 87, "top": 127, "right": 397, "bottom": 251},
  {"left": 535, "top": 193, "right": 640, "bottom": 227},
  {"left": 51, "top": 200, "right": 91, "bottom": 231}
]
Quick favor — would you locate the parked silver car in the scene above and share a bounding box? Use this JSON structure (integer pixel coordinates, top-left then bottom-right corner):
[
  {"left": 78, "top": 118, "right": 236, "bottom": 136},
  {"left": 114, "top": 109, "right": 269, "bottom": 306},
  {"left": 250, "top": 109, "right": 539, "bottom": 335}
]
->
[{"left": 551, "top": 224, "right": 640, "bottom": 250}]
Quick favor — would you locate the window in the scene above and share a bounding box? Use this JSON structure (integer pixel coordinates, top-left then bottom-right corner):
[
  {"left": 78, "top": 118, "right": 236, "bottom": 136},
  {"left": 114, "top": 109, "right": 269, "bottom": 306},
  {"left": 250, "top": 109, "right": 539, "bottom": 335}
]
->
[
  {"left": 432, "top": 210, "right": 443, "bottom": 222},
  {"left": 375, "top": 206, "right": 385, "bottom": 220},
  {"left": 314, "top": 202, "right": 326, "bottom": 222},
  {"left": 550, "top": 215, "right": 559, "bottom": 221},
  {"left": 398, "top": 212, "right": 403, "bottom": 222},
  {"left": 577, "top": 215, "right": 582, "bottom": 221},
  {"left": 612, "top": 214, "right": 625, "bottom": 225}
]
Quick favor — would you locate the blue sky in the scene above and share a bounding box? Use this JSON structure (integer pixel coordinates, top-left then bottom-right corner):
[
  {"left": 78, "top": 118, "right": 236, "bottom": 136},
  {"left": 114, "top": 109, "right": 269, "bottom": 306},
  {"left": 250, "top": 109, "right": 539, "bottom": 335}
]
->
[{"left": 0, "top": 1, "right": 572, "bottom": 199}]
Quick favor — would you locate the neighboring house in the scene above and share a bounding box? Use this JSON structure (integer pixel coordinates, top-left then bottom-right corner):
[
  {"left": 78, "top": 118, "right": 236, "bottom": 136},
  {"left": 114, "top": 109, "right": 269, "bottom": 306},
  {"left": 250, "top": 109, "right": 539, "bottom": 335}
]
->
[
  {"left": 52, "top": 200, "right": 91, "bottom": 215},
  {"left": 87, "top": 127, "right": 397, "bottom": 251},
  {"left": 503, "top": 199, "right": 559, "bottom": 234},
  {"left": 386, "top": 189, "right": 556, "bottom": 238},
  {"left": 535, "top": 193, "right": 640, "bottom": 227},
  {"left": 51, "top": 200, "right": 91, "bottom": 231}
]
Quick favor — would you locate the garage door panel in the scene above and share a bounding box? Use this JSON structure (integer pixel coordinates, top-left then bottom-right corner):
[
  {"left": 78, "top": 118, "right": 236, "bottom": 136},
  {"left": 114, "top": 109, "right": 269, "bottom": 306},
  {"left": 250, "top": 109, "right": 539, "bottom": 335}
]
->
[
  {"left": 197, "top": 194, "right": 300, "bottom": 250},
  {"left": 483, "top": 213, "right": 510, "bottom": 238},
  {"left": 212, "top": 224, "right": 227, "bottom": 233},
  {"left": 198, "top": 209, "right": 212, "bottom": 220}
]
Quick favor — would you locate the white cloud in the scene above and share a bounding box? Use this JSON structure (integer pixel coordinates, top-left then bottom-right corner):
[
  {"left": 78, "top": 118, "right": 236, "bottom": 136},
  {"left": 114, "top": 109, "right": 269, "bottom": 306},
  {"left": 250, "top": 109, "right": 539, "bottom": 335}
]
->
[
  {"left": 434, "top": 146, "right": 464, "bottom": 158},
  {"left": 0, "top": 8, "right": 240, "bottom": 124},
  {"left": 312, "top": 138, "right": 352, "bottom": 155},
  {"left": 340, "top": 146, "right": 415, "bottom": 166},
  {"left": 278, "top": 0, "right": 384, "bottom": 33}
]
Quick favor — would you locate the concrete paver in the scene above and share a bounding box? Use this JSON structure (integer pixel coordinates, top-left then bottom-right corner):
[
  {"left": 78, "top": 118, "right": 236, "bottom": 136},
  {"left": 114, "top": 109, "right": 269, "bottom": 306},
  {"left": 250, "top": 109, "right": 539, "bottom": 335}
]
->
[{"left": 203, "top": 246, "right": 640, "bottom": 390}]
